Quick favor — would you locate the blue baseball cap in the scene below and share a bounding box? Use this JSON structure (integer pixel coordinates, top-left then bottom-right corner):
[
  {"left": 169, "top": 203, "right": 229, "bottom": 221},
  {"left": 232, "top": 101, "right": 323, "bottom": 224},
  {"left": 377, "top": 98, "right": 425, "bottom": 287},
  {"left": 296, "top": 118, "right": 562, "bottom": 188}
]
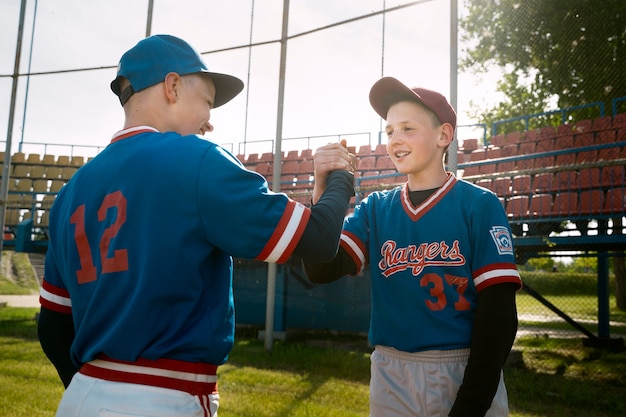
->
[{"left": 110, "top": 34, "right": 244, "bottom": 107}]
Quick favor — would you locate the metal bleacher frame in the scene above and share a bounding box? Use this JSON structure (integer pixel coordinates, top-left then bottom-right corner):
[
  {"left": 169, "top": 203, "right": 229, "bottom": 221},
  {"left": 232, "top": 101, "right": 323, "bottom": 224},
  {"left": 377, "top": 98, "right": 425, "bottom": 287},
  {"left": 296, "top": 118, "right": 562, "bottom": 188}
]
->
[{"left": 456, "top": 109, "right": 626, "bottom": 349}]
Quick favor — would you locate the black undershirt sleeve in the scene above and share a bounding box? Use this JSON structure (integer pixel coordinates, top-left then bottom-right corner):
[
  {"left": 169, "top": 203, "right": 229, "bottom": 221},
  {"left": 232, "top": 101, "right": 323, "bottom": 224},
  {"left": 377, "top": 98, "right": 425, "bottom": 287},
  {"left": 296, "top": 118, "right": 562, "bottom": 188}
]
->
[
  {"left": 448, "top": 283, "right": 519, "bottom": 417},
  {"left": 302, "top": 245, "right": 356, "bottom": 283},
  {"left": 292, "top": 170, "right": 354, "bottom": 263},
  {"left": 37, "top": 307, "right": 80, "bottom": 388}
]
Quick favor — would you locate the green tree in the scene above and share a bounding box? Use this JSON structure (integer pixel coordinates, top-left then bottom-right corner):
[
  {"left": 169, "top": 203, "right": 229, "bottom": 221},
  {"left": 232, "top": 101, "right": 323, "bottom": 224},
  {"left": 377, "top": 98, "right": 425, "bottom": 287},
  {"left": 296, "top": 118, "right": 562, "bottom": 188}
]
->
[
  {"left": 461, "top": 0, "right": 626, "bottom": 310},
  {"left": 461, "top": 0, "right": 626, "bottom": 113}
]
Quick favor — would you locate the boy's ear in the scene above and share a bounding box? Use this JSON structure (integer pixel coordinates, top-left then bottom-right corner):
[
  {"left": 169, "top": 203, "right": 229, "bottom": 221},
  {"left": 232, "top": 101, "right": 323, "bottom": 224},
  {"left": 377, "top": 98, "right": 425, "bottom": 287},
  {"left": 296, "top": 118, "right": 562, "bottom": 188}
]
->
[
  {"left": 163, "top": 72, "right": 182, "bottom": 104},
  {"left": 439, "top": 123, "right": 455, "bottom": 148}
]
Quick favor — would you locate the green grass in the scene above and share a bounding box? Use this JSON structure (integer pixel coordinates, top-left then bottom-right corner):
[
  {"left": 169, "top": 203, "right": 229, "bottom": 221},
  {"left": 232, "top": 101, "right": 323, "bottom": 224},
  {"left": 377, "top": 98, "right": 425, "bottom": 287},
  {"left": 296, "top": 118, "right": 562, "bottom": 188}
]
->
[
  {"left": 517, "top": 293, "right": 626, "bottom": 335},
  {"left": 2, "top": 263, "right": 626, "bottom": 416},
  {"left": 0, "top": 251, "right": 39, "bottom": 295},
  {"left": 0, "top": 307, "right": 64, "bottom": 417},
  {"left": 1, "top": 307, "right": 625, "bottom": 417}
]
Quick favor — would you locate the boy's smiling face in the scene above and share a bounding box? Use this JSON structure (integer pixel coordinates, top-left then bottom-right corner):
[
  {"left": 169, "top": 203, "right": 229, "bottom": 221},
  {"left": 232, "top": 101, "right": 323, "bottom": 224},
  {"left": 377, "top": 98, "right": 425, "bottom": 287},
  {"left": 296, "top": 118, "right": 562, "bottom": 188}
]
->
[{"left": 385, "top": 100, "right": 452, "bottom": 185}]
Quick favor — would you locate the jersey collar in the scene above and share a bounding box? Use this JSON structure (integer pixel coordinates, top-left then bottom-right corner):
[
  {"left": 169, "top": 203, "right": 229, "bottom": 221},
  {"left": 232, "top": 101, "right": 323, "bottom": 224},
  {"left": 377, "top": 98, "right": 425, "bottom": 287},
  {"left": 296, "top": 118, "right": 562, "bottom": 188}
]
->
[
  {"left": 111, "top": 126, "right": 159, "bottom": 144},
  {"left": 401, "top": 172, "right": 457, "bottom": 222}
]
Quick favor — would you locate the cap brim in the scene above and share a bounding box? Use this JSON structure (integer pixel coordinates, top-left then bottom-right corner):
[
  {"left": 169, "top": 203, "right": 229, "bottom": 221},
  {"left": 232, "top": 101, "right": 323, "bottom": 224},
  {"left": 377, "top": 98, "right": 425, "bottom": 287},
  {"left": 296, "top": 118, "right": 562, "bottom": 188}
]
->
[
  {"left": 369, "top": 77, "right": 421, "bottom": 120},
  {"left": 205, "top": 72, "right": 244, "bottom": 108}
]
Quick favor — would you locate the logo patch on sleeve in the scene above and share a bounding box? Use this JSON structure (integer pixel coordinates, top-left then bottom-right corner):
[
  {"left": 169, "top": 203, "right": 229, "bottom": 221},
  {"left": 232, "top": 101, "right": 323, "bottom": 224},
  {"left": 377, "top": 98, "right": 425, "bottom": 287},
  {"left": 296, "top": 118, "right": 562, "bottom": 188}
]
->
[{"left": 489, "top": 226, "right": 514, "bottom": 255}]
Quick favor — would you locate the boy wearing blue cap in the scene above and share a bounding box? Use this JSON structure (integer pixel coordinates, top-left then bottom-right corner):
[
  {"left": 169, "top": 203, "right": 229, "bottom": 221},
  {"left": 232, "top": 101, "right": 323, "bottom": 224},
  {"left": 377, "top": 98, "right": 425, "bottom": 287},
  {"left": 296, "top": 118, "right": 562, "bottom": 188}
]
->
[{"left": 37, "top": 34, "right": 355, "bottom": 417}]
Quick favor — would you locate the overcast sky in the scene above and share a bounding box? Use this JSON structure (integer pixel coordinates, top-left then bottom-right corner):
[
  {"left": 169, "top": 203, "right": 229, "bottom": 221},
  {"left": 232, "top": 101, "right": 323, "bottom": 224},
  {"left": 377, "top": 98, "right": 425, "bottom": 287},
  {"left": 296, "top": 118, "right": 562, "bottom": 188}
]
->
[{"left": 0, "top": 0, "right": 500, "bottom": 158}]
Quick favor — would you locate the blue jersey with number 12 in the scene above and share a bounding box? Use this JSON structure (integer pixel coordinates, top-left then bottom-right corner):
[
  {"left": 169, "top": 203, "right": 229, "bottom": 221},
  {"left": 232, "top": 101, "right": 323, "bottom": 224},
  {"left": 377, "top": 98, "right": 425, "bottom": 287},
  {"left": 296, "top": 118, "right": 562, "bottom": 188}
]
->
[{"left": 40, "top": 127, "right": 310, "bottom": 366}]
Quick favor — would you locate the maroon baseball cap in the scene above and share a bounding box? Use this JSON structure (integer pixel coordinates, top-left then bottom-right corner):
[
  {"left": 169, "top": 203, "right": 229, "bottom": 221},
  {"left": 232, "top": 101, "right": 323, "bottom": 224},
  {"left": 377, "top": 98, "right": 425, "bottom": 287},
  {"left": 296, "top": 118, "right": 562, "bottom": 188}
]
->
[{"left": 369, "top": 77, "right": 456, "bottom": 130}]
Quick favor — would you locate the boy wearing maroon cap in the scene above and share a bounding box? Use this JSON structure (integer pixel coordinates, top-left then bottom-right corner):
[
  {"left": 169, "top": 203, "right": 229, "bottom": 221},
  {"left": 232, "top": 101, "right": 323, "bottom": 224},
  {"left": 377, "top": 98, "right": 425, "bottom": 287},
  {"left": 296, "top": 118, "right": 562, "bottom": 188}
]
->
[{"left": 305, "top": 77, "right": 522, "bottom": 417}]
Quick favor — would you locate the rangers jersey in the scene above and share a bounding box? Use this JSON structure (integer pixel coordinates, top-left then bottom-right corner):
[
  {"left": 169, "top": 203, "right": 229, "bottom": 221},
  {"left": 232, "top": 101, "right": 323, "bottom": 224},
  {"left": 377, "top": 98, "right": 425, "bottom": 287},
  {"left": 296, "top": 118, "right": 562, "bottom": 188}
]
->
[{"left": 340, "top": 173, "right": 522, "bottom": 352}]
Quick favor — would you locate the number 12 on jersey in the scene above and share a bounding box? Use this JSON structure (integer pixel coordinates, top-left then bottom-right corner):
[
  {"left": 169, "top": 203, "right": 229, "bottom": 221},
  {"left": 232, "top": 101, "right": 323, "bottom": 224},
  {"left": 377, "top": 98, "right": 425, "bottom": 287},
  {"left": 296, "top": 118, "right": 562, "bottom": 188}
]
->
[{"left": 70, "top": 190, "right": 129, "bottom": 284}]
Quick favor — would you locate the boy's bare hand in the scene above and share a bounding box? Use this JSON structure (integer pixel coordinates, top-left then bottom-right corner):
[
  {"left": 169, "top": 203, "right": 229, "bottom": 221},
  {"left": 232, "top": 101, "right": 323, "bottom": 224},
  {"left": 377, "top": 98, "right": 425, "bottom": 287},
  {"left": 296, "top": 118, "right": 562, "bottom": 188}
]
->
[{"left": 312, "top": 139, "right": 356, "bottom": 204}]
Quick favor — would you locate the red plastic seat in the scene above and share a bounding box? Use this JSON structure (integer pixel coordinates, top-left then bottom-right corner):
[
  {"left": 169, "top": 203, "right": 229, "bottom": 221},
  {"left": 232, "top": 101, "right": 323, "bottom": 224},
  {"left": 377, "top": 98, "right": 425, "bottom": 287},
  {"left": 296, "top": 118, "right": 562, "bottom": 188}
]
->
[
  {"left": 504, "top": 131, "right": 523, "bottom": 145},
  {"left": 461, "top": 166, "right": 479, "bottom": 177},
  {"left": 576, "top": 150, "right": 598, "bottom": 163},
  {"left": 529, "top": 194, "right": 553, "bottom": 216},
  {"left": 596, "top": 130, "right": 616, "bottom": 144},
  {"left": 479, "top": 163, "right": 497, "bottom": 175},
  {"left": 535, "top": 138, "right": 554, "bottom": 154},
  {"left": 534, "top": 156, "right": 554, "bottom": 169},
  {"left": 497, "top": 161, "right": 516, "bottom": 172},
  {"left": 574, "top": 133, "right": 594, "bottom": 147},
  {"left": 600, "top": 165, "right": 625, "bottom": 187},
  {"left": 282, "top": 159, "right": 302, "bottom": 174},
  {"left": 578, "top": 168, "right": 601, "bottom": 189},
  {"left": 592, "top": 116, "right": 612, "bottom": 132},
  {"left": 552, "top": 192, "right": 578, "bottom": 216},
  {"left": 485, "top": 147, "right": 502, "bottom": 159},
  {"left": 500, "top": 144, "right": 519, "bottom": 157},
  {"left": 375, "top": 156, "right": 395, "bottom": 170},
  {"left": 554, "top": 135, "right": 574, "bottom": 149},
  {"left": 357, "top": 156, "right": 377, "bottom": 171},
  {"left": 359, "top": 170, "right": 381, "bottom": 186},
  {"left": 537, "top": 126, "right": 556, "bottom": 140},
  {"left": 516, "top": 158, "right": 534, "bottom": 170},
  {"left": 554, "top": 152, "right": 576, "bottom": 166},
  {"left": 579, "top": 190, "right": 604, "bottom": 215},
  {"left": 598, "top": 147, "right": 621, "bottom": 161},
  {"left": 462, "top": 138, "right": 479, "bottom": 150},
  {"left": 532, "top": 173, "right": 553, "bottom": 193},
  {"left": 357, "top": 145, "right": 373, "bottom": 156},
  {"left": 469, "top": 149, "right": 487, "bottom": 161},
  {"left": 604, "top": 188, "right": 626, "bottom": 214},
  {"left": 556, "top": 124, "right": 574, "bottom": 136},
  {"left": 613, "top": 113, "right": 626, "bottom": 129},
  {"left": 512, "top": 175, "right": 531, "bottom": 195},
  {"left": 373, "top": 143, "right": 388, "bottom": 156},
  {"left": 506, "top": 195, "right": 530, "bottom": 218},
  {"left": 552, "top": 171, "right": 579, "bottom": 192},
  {"left": 492, "top": 177, "right": 513, "bottom": 197},
  {"left": 574, "top": 119, "right": 592, "bottom": 133},
  {"left": 518, "top": 142, "right": 536, "bottom": 155},
  {"left": 475, "top": 179, "right": 492, "bottom": 190}
]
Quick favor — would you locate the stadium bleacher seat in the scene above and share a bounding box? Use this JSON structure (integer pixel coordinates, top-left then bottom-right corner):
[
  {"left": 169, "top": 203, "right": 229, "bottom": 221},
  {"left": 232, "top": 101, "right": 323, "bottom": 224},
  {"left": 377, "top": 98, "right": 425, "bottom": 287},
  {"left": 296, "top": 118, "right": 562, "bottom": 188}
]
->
[
  {"left": 529, "top": 194, "right": 553, "bottom": 216},
  {"left": 604, "top": 188, "right": 626, "bottom": 214},
  {"left": 552, "top": 192, "right": 578, "bottom": 216},
  {"left": 373, "top": 143, "right": 387, "bottom": 156},
  {"left": 579, "top": 168, "right": 601, "bottom": 189},
  {"left": 553, "top": 171, "right": 578, "bottom": 191},
  {"left": 554, "top": 135, "right": 574, "bottom": 149},
  {"left": 492, "top": 177, "right": 512, "bottom": 197},
  {"left": 375, "top": 156, "right": 395, "bottom": 170},
  {"left": 11, "top": 152, "right": 26, "bottom": 164},
  {"left": 579, "top": 190, "right": 604, "bottom": 215},
  {"left": 358, "top": 156, "right": 376, "bottom": 171},
  {"left": 592, "top": 116, "right": 612, "bottom": 132},
  {"left": 12, "top": 165, "right": 30, "bottom": 179},
  {"left": 41, "top": 154, "right": 56, "bottom": 165},
  {"left": 26, "top": 154, "right": 41, "bottom": 164},
  {"left": 532, "top": 172, "right": 553, "bottom": 193},
  {"left": 506, "top": 195, "right": 530, "bottom": 218},
  {"left": 56, "top": 155, "right": 71, "bottom": 166},
  {"left": 512, "top": 175, "right": 531, "bottom": 195}
]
